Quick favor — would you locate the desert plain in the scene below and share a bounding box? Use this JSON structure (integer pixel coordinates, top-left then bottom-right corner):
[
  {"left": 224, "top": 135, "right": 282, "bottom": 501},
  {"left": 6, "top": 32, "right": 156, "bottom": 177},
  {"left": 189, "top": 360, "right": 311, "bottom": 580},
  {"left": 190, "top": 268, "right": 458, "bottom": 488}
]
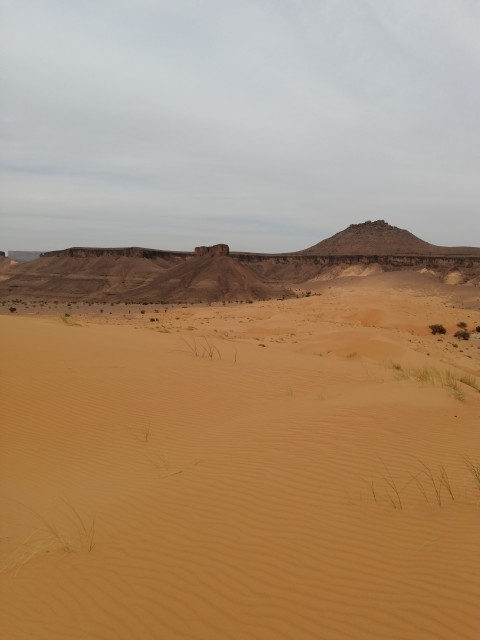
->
[{"left": 1, "top": 272, "right": 480, "bottom": 640}]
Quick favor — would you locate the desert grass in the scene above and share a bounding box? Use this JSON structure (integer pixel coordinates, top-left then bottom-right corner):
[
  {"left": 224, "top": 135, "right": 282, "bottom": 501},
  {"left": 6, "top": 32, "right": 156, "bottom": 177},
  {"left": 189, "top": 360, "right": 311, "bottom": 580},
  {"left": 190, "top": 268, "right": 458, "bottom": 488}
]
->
[
  {"left": 378, "top": 457, "right": 403, "bottom": 510},
  {"left": 62, "top": 499, "right": 96, "bottom": 552},
  {"left": 1, "top": 531, "right": 68, "bottom": 576},
  {"left": 364, "top": 459, "right": 480, "bottom": 509},
  {"left": 464, "top": 458, "right": 480, "bottom": 492},
  {"left": 182, "top": 337, "right": 222, "bottom": 360},
  {"left": 59, "top": 314, "right": 81, "bottom": 326},
  {"left": 1, "top": 499, "right": 95, "bottom": 575},
  {"left": 360, "top": 478, "right": 377, "bottom": 503},
  {"left": 392, "top": 365, "right": 466, "bottom": 401},
  {"left": 415, "top": 461, "right": 455, "bottom": 506},
  {"left": 459, "top": 374, "right": 480, "bottom": 392}
]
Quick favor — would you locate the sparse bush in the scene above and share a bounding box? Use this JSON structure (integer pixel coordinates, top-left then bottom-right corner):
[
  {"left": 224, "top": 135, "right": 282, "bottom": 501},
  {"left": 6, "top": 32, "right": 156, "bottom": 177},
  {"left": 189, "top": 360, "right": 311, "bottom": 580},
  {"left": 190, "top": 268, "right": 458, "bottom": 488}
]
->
[
  {"left": 475, "top": 326, "right": 480, "bottom": 333},
  {"left": 457, "top": 321, "right": 467, "bottom": 329},
  {"left": 140, "top": 310, "right": 145, "bottom": 315},
  {"left": 429, "top": 324, "right": 446, "bottom": 335},
  {"left": 454, "top": 330, "right": 470, "bottom": 341},
  {"left": 9, "top": 307, "right": 16, "bottom": 313}
]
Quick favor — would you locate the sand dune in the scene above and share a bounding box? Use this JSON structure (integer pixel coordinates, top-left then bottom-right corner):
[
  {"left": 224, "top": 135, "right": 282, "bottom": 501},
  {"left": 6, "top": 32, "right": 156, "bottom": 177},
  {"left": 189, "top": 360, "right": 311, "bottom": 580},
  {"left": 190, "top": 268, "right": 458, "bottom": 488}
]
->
[{"left": 1, "top": 277, "right": 480, "bottom": 639}]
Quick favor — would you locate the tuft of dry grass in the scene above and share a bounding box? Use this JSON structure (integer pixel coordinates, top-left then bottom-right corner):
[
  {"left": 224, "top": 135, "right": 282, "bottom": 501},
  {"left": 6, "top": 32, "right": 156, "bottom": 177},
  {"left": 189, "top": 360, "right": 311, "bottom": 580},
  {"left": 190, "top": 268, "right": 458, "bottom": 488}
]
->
[
  {"left": 364, "top": 458, "right": 480, "bottom": 510},
  {"left": 415, "top": 461, "right": 455, "bottom": 506},
  {"left": 393, "top": 365, "right": 466, "bottom": 401},
  {"left": 0, "top": 499, "right": 95, "bottom": 575},
  {"left": 377, "top": 457, "right": 402, "bottom": 510},
  {"left": 59, "top": 314, "right": 81, "bottom": 326},
  {"left": 464, "top": 458, "right": 480, "bottom": 492},
  {"left": 182, "top": 337, "right": 222, "bottom": 360},
  {"left": 459, "top": 374, "right": 480, "bottom": 392}
]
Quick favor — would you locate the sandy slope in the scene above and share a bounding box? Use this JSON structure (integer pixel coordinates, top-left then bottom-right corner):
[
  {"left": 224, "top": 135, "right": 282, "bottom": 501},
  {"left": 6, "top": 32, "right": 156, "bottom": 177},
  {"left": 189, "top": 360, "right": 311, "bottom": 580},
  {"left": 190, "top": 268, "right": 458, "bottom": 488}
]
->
[{"left": 1, "top": 278, "right": 480, "bottom": 640}]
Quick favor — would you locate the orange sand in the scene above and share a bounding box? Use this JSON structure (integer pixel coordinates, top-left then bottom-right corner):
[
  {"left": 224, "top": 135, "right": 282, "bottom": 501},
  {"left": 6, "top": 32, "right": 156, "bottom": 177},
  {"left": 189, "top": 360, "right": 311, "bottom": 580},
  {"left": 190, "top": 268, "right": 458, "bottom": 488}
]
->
[{"left": 1, "top": 277, "right": 480, "bottom": 639}]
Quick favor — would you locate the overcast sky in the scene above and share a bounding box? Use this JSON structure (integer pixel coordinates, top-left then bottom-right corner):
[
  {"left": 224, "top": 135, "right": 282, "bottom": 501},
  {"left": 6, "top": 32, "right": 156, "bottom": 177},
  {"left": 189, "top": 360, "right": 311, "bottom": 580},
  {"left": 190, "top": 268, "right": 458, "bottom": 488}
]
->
[{"left": 1, "top": 0, "right": 479, "bottom": 252}]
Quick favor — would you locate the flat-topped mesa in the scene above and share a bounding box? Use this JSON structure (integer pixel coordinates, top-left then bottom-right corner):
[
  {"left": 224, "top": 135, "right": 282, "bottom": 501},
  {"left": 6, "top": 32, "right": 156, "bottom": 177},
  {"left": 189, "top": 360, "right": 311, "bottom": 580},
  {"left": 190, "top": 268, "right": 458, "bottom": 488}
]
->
[
  {"left": 194, "top": 244, "right": 230, "bottom": 257},
  {"left": 41, "top": 247, "right": 191, "bottom": 259}
]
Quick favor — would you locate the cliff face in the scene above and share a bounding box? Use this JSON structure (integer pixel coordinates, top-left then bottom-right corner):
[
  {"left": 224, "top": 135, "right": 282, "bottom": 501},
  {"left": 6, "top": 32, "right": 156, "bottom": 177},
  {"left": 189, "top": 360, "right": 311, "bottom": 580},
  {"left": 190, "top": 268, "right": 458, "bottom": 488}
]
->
[
  {"left": 194, "top": 244, "right": 230, "bottom": 257},
  {"left": 235, "top": 253, "right": 480, "bottom": 269},
  {"left": 42, "top": 244, "right": 230, "bottom": 259},
  {"left": 39, "top": 247, "right": 480, "bottom": 269},
  {"left": 41, "top": 247, "right": 191, "bottom": 259}
]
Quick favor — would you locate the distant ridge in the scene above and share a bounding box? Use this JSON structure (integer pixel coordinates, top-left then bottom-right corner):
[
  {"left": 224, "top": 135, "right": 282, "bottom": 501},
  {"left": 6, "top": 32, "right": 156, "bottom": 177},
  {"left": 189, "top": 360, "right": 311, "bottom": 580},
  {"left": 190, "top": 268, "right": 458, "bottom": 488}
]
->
[
  {"left": 1, "top": 220, "right": 479, "bottom": 301},
  {"left": 302, "top": 220, "right": 480, "bottom": 256},
  {"left": 7, "top": 251, "right": 42, "bottom": 262}
]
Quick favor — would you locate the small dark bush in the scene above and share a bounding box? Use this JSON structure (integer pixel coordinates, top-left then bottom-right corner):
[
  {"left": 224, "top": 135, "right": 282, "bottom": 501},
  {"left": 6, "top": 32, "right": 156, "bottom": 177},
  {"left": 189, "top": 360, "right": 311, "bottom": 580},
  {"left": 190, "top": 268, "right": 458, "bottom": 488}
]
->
[
  {"left": 454, "top": 330, "right": 470, "bottom": 341},
  {"left": 140, "top": 310, "right": 145, "bottom": 315},
  {"left": 457, "top": 321, "right": 468, "bottom": 329},
  {"left": 9, "top": 307, "right": 16, "bottom": 313},
  {"left": 429, "top": 324, "right": 446, "bottom": 335},
  {"left": 475, "top": 325, "right": 480, "bottom": 333}
]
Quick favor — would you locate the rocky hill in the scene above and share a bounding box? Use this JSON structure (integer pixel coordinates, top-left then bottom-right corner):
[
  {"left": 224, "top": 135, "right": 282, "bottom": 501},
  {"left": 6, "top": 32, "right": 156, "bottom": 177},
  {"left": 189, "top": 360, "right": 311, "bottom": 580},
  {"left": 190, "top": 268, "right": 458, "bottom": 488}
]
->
[
  {"left": 1, "top": 221, "right": 479, "bottom": 302},
  {"left": 302, "top": 220, "right": 480, "bottom": 256}
]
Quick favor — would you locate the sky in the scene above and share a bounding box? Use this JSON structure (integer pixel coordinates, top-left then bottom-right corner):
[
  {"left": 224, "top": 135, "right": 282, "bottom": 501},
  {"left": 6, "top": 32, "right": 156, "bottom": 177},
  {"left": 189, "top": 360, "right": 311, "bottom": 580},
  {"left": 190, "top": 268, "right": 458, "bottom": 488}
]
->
[{"left": 1, "top": 0, "right": 479, "bottom": 252}]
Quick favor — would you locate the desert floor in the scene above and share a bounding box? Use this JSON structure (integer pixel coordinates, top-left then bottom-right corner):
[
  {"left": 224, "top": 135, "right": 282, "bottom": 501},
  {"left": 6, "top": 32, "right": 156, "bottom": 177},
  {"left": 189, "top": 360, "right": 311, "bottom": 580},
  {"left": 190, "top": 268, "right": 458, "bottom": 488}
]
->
[{"left": 1, "top": 273, "right": 480, "bottom": 639}]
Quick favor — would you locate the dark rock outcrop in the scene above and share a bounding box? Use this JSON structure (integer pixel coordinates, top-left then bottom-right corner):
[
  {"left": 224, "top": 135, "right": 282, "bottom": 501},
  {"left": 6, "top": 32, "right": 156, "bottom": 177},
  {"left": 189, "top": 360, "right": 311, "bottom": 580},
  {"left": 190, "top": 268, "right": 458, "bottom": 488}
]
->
[
  {"left": 194, "top": 244, "right": 230, "bottom": 257},
  {"left": 41, "top": 247, "right": 190, "bottom": 259}
]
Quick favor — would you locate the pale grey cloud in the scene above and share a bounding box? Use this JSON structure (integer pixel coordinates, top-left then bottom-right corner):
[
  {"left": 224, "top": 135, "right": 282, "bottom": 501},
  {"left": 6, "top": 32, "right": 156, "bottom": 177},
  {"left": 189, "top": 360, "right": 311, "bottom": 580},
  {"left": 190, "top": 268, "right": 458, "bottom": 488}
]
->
[{"left": 1, "top": 0, "right": 479, "bottom": 251}]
